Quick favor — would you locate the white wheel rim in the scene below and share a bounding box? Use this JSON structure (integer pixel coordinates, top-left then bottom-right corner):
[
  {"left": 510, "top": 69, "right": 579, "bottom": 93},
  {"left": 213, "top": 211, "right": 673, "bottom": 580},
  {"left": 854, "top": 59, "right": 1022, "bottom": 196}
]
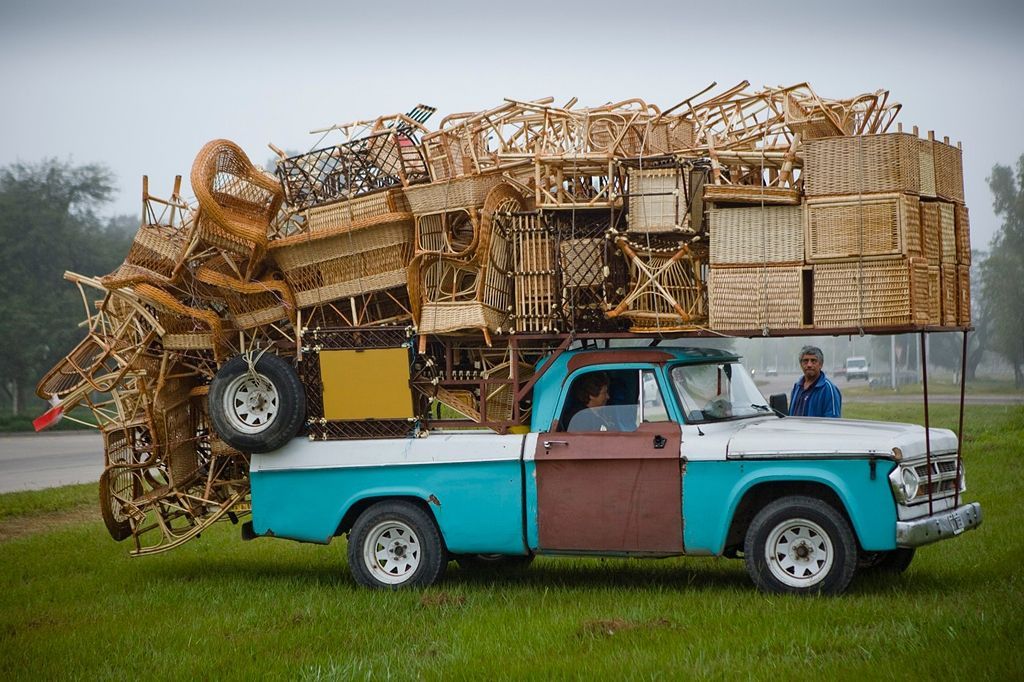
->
[
  {"left": 764, "top": 517, "right": 834, "bottom": 588},
  {"left": 222, "top": 373, "right": 279, "bottom": 434},
  {"left": 363, "top": 520, "right": 421, "bottom": 585}
]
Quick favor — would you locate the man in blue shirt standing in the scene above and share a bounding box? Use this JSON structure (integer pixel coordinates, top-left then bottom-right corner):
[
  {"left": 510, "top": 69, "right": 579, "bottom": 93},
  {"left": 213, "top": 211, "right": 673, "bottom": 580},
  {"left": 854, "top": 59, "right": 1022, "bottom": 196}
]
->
[{"left": 789, "top": 345, "right": 842, "bottom": 418}]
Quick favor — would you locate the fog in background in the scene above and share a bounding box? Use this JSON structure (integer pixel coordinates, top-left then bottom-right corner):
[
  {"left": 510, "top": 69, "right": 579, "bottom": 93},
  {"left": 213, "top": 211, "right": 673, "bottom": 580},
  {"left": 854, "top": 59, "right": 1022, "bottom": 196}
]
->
[{"left": 2, "top": 0, "right": 1022, "bottom": 251}]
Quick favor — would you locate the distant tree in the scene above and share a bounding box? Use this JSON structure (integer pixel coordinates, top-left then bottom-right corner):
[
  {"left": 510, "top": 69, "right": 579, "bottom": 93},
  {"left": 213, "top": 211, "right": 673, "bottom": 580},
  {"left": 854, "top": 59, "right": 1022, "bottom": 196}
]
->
[
  {"left": 0, "top": 159, "right": 131, "bottom": 413},
  {"left": 980, "top": 155, "right": 1024, "bottom": 386}
]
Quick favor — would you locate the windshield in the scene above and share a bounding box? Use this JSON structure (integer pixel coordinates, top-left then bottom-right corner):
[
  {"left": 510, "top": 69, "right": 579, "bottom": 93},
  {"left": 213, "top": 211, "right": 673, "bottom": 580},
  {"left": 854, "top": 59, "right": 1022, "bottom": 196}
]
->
[
  {"left": 670, "top": 362, "right": 770, "bottom": 423},
  {"left": 847, "top": 358, "right": 866, "bottom": 369}
]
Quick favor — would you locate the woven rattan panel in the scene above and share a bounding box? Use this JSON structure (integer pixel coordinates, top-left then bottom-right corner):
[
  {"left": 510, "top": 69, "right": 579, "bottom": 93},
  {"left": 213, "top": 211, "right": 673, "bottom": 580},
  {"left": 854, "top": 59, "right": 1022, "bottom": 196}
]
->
[
  {"left": 709, "top": 205, "right": 804, "bottom": 266},
  {"left": 805, "top": 194, "right": 920, "bottom": 262},
  {"left": 708, "top": 266, "right": 803, "bottom": 330},
  {"left": 812, "top": 257, "right": 930, "bottom": 329},
  {"left": 804, "top": 133, "right": 922, "bottom": 197}
]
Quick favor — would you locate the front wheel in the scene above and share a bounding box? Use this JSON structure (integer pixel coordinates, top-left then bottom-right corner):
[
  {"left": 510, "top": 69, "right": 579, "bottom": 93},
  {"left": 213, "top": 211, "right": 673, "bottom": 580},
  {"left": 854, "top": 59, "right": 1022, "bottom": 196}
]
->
[
  {"left": 348, "top": 501, "right": 447, "bottom": 589},
  {"left": 859, "top": 547, "right": 915, "bottom": 573},
  {"left": 744, "top": 495, "right": 857, "bottom": 595}
]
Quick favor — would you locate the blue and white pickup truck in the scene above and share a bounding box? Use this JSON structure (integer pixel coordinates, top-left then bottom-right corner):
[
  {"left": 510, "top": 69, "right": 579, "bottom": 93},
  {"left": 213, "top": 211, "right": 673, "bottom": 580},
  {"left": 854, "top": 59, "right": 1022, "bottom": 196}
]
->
[{"left": 245, "top": 346, "right": 981, "bottom": 595}]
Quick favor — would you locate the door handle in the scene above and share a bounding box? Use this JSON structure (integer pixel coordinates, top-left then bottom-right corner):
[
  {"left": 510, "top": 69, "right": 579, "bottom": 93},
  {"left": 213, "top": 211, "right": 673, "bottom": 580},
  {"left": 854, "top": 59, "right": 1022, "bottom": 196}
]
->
[
  {"left": 653, "top": 435, "right": 667, "bottom": 449},
  {"left": 544, "top": 440, "right": 569, "bottom": 448}
]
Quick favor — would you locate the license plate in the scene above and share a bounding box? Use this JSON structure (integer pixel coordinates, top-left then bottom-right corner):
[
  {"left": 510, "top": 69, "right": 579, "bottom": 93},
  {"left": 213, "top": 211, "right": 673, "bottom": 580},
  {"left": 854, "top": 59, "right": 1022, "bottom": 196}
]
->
[{"left": 948, "top": 511, "right": 965, "bottom": 535}]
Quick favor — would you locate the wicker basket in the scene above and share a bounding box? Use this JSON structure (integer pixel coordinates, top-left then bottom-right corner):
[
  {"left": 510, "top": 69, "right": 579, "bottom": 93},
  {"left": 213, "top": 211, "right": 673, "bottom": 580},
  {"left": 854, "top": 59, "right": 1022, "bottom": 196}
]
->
[
  {"left": 627, "top": 168, "right": 687, "bottom": 232},
  {"left": 270, "top": 218, "right": 414, "bottom": 308},
  {"left": 805, "top": 193, "right": 920, "bottom": 262},
  {"left": 954, "top": 205, "right": 971, "bottom": 265},
  {"left": 708, "top": 266, "right": 803, "bottom": 330},
  {"left": 403, "top": 173, "right": 504, "bottom": 214},
  {"left": 302, "top": 189, "right": 411, "bottom": 237},
  {"left": 933, "top": 140, "right": 965, "bottom": 204},
  {"left": 812, "top": 257, "right": 930, "bottom": 329},
  {"left": 957, "top": 264, "right": 971, "bottom": 326},
  {"left": 709, "top": 205, "right": 804, "bottom": 266},
  {"left": 940, "top": 264, "right": 958, "bottom": 327},
  {"left": 804, "top": 133, "right": 923, "bottom": 197}
]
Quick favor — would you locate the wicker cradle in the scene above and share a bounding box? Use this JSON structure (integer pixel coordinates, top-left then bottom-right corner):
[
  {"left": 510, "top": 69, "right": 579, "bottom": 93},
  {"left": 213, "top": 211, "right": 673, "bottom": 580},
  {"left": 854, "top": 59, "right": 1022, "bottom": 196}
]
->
[
  {"left": 270, "top": 214, "right": 415, "bottom": 309},
  {"left": 191, "top": 139, "right": 283, "bottom": 281},
  {"left": 812, "top": 257, "right": 931, "bottom": 329},
  {"left": 804, "top": 194, "right": 921, "bottom": 262},
  {"left": 709, "top": 204, "right": 804, "bottom": 266}
]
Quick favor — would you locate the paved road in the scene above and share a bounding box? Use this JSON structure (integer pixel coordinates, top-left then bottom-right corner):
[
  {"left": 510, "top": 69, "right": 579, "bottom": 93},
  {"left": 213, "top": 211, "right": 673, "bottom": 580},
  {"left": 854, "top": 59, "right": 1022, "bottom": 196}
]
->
[{"left": 0, "top": 431, "right": 104, "bottom": 494}]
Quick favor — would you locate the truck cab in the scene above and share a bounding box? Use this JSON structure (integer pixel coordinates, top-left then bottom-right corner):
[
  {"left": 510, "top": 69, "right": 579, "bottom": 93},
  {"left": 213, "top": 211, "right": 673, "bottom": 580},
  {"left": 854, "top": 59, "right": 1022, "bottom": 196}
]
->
[
  {"left": 845, "top": 356, "right": 870, "bottom": 381},
  {"left": 248, "top": 346, "right": 981, "bottom": 595}
]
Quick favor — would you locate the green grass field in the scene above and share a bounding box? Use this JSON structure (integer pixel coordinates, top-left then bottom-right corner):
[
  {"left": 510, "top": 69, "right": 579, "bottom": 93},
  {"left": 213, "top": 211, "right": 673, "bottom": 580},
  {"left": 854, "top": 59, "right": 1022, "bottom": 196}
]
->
[{"left": 1, "top": 405, "right": 1022, "bottom": 680}]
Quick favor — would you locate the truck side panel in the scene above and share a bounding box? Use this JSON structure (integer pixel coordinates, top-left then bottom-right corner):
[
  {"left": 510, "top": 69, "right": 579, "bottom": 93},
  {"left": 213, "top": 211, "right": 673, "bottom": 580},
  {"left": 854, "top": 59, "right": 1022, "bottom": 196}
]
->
[
  {"left": 250, "top": 434, "right": 528, "bottom": 554},
  {"left": 682, "top": 459, "right": 899, "bottom": 554}
]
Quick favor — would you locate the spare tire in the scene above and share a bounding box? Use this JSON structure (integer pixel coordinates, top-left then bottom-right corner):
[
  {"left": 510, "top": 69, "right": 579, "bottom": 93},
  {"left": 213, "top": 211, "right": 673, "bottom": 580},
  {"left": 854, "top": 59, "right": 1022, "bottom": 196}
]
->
[{"left": 208, "top": 353, "right": 305, "bottom": 453}]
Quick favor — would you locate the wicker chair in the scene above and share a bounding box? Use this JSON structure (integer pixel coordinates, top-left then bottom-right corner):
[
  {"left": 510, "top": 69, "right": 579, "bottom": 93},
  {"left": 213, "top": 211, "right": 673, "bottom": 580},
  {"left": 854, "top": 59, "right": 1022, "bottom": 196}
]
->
[
  {"left": 133, "top": 283, "right": 229, "bottom": 362},
  {"left": 195, "top": 254, "right": 296, "bottom": 331},
  {"left": 102, "top": 176, "right": 197, "bottom": 290},
  {"left": 409, "top": 185, "right": 522, "bottom": 342},
  {"left": 191, "top": 139, "right": 283, "bottom": 281}
]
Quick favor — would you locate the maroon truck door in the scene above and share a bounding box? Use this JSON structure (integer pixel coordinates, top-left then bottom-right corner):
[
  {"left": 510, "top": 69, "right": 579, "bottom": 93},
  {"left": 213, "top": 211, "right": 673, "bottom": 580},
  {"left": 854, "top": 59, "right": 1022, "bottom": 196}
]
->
[{"left": 534, "top": 368, "right": 683, "bottom": 554}]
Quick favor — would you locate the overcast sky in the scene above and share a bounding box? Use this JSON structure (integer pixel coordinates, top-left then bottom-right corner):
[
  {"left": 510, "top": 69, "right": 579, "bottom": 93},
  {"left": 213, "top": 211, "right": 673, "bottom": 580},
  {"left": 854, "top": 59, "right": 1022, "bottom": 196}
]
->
[{"left": 2, "top": 0, "right": 1021, "bottom": 251}]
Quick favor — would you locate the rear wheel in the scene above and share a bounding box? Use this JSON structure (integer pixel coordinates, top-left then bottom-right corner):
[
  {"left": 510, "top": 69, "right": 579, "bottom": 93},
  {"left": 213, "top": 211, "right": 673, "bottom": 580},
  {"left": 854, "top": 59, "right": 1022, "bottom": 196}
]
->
[
  {"left": 348, "top": 501, "right": 447, "bottom": 589},
  {"left": 744, "top": 495, "right": 857, "bottom": 595}
]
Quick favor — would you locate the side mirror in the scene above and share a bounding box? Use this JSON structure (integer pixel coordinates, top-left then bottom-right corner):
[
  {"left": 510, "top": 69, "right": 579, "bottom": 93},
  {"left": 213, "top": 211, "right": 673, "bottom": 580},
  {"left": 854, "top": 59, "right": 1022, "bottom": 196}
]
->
[{"left": 769, "top": 393, "right": 788, "bottom": 416}]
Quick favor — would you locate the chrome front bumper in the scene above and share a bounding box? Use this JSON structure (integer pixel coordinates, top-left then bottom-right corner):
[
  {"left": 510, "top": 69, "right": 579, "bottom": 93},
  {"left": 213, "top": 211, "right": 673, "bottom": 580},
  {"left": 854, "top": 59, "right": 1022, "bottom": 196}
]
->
[{"left": 896, "top": 502, "right": 982, "bottom": 548}]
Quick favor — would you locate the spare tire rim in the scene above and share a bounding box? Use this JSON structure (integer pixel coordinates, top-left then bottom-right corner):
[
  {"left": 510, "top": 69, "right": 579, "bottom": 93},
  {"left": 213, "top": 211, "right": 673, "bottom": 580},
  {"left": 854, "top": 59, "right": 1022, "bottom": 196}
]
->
[
  {"left": 222, "top": 373, "right": 280, "bottom": 434},
  {"left": 764, "top": 517, "right": 835, "bottom": 588},
  {"left": 364, "top": 520, "right": 421, "bottom": 585}
]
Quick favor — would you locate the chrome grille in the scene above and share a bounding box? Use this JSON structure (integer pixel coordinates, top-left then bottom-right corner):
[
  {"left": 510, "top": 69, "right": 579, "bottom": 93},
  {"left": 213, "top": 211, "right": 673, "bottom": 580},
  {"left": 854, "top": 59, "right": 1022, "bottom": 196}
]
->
[{"left": 907, "top": 453, "right": 961, "bottom": 505}]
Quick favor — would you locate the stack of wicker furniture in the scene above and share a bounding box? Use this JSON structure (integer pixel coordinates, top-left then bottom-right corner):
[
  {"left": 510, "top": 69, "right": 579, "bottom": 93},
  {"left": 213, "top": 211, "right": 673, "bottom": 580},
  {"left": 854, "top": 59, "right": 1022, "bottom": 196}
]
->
[{"left": 35, "top": 84, "right": 971, "bottom": 555}]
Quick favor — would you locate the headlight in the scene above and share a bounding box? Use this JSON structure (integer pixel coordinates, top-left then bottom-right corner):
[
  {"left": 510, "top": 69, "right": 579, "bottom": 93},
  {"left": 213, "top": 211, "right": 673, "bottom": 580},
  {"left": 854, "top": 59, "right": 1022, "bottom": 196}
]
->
[
  {"left": 889, "top": 465, "right": 920, "bottom": 504},
  {"left": 902, "top": 467, "right": 920, "bottom": 500}
]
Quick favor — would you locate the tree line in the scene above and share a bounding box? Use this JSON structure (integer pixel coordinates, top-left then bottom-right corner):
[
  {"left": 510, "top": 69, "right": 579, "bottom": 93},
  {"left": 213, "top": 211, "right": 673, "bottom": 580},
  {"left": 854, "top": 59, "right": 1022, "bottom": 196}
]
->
[{"left": 1, "top": 154, "right": 1023, "bottom": 415}]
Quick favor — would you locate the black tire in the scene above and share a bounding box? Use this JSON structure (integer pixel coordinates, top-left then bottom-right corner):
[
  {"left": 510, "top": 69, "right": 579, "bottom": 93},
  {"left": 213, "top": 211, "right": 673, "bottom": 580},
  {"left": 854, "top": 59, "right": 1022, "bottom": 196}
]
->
[
  {"left": 347, "top": 501, "right": 447, "bottom": 589},
  {"left": 859, "top": 548, "right": 916, "bottom": 573},
  {"left": 744, "top": 495, "right": 858, "bottom": 595},
  {"left": 208, "top": 353, "right": 305, "bottom": 453},
  {"left": 455, "top": 553, "right": 535, "bottom": 571}
]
